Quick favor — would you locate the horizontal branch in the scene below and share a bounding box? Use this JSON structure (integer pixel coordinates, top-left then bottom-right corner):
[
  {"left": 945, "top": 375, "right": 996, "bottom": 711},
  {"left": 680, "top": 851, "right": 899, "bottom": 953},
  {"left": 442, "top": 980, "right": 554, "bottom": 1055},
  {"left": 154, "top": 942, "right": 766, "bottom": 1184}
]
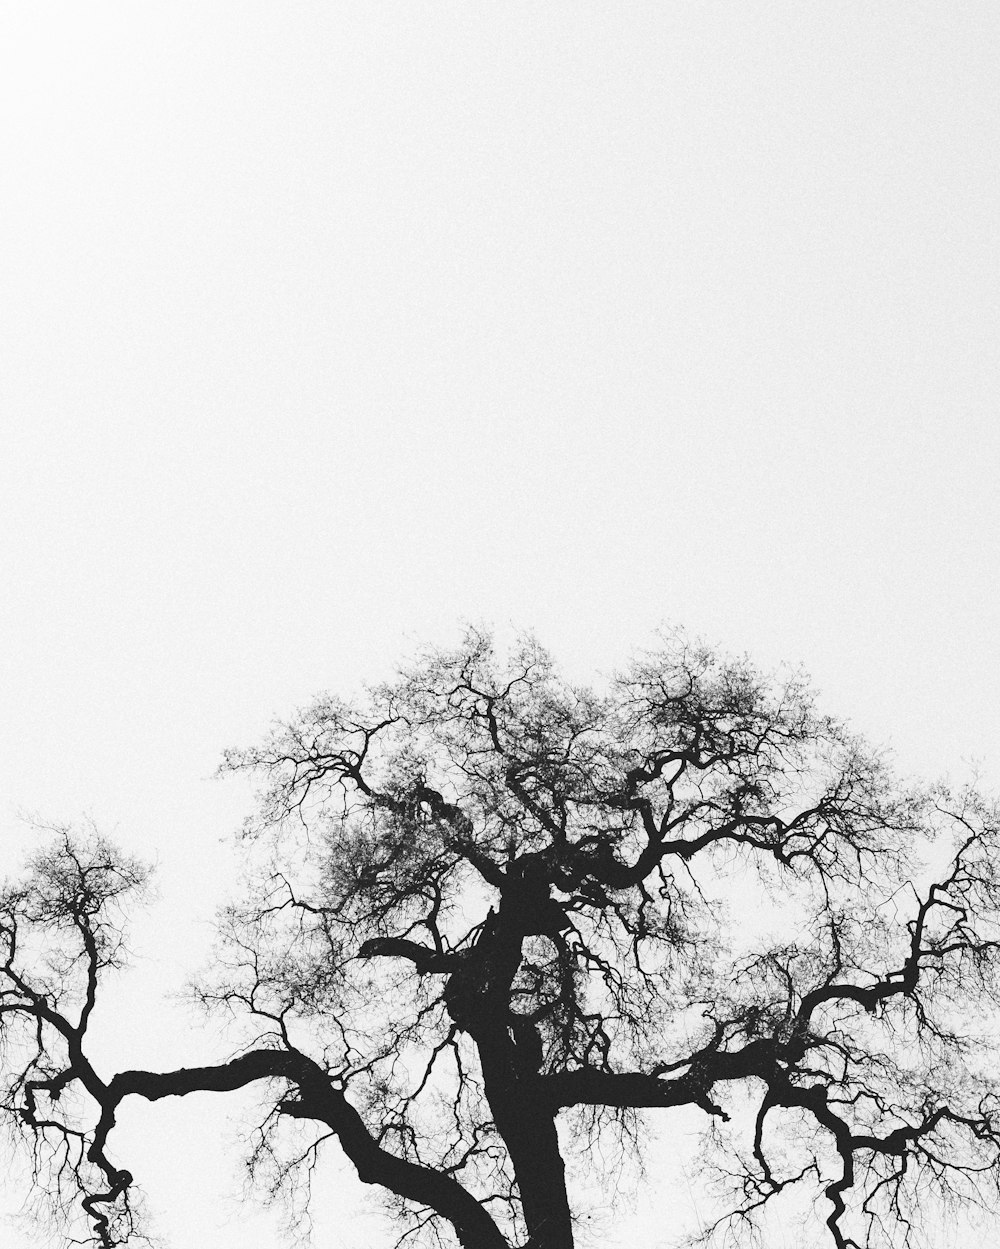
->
[
  {"left": 106, "top": 1049, "right": 300, "bottom": 1103},
  {"left": 542, "top": 1068, "right": 701, "bottom": 1111},
  {"left": 357, "top": 937, "right": 461, "bottom": 974},
  {"left": 541, "top": 1041, "right": 781, "bottom": 1118}
]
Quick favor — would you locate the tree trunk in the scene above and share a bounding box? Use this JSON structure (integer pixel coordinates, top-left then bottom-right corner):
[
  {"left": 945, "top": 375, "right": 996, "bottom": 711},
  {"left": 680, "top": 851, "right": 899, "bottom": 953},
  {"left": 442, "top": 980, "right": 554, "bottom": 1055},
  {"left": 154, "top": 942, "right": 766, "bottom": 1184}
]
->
[
  {"left": 445, "top": 879, "right": 577, "bottom": 1249},
  {"left": 477, "top": 1029, "right": 575, "bottom": 1249}
]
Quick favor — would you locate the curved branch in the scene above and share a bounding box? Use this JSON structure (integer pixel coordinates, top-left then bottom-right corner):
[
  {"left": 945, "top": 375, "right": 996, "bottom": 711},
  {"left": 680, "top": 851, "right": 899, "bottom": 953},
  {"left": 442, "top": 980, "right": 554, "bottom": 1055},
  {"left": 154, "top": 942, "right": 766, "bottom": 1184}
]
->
[{"left": 101, "top": 1050, "right": 509, "bottom": 1249}]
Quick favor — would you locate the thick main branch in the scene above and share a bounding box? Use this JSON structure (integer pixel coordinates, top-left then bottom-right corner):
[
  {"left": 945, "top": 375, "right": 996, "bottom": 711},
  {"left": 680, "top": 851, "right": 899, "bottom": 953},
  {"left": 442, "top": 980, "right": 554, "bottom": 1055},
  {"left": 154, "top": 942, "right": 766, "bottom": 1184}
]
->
[{"left": 92, "top": 1050, "right": 509, "bottom": 1249}]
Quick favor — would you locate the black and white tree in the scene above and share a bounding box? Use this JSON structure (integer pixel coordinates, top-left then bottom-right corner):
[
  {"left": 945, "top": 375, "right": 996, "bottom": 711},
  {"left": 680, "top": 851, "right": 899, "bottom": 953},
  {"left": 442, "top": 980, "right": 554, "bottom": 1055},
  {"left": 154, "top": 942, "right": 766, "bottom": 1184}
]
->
[{"left": 4, "top": 629, "right": 1000, "bottom": 1249}]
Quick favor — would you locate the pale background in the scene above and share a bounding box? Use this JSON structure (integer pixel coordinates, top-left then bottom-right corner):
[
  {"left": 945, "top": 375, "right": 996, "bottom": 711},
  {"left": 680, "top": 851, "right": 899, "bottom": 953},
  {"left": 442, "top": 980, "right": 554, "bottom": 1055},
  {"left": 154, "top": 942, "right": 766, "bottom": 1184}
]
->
[{"left": 1, "top": 3, "right": 998, "bottom": 1246}]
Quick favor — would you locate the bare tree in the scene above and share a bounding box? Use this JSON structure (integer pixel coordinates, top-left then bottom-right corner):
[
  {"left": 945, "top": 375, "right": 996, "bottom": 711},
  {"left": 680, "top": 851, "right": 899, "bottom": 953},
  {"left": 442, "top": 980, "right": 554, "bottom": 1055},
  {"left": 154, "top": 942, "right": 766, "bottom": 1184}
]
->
[{"left": 4, "top": 629, "right": 1000, "bottom": 1249}]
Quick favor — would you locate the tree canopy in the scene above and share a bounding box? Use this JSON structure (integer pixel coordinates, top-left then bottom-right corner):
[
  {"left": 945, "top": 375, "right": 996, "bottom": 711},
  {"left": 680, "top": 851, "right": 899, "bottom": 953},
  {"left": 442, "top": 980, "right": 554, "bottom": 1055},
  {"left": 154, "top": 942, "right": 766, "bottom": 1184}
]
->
[{"left": 3, "top": 629, "right": 1000, "bottom": 1249}]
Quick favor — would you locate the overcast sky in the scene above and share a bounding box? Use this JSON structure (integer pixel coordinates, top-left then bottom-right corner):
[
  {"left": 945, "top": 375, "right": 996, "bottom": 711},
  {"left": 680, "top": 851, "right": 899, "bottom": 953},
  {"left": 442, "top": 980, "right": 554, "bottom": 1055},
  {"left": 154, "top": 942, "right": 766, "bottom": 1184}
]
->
[{"left": 1, "top": 4, "right": 998, "bottom": 1247}]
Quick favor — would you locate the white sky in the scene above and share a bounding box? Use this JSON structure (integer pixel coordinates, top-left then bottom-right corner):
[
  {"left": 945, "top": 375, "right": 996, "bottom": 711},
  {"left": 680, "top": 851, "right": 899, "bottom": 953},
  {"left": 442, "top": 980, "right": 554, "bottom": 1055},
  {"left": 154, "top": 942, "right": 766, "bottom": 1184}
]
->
[{"left": 0, "top": 4, "right": 998, "bottom": 1247}]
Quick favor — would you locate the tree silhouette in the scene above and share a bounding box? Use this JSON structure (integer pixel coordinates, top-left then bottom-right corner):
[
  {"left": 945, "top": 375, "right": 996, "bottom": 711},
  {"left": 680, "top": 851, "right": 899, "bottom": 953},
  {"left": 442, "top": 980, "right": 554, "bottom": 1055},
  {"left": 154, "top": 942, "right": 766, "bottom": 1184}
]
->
[{"left": 4, "top": 630, "right": 1000, "bottom": 1248}]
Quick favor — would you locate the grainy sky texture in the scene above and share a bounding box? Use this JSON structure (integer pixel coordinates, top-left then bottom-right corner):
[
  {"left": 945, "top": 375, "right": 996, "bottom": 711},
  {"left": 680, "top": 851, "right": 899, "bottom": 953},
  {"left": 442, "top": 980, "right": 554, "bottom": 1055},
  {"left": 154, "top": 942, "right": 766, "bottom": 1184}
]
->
[{"left": 1, "top": 4, "right": 998, "bottom": 1247}]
